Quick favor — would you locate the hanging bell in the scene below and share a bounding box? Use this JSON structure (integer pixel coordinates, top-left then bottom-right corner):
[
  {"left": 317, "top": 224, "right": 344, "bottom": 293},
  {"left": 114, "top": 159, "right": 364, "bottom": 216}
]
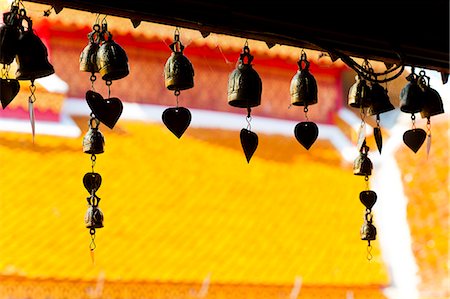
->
[
  {"left": 417, "top": 74, "right": 445, "bottom": 118},
  {"left": 353, "top": 143, "right": 373, "bottom": 176},
  {"left": 83, "top": 118, "right": 105, "bottom": 154},
  {"left": 290, "top": 52, "right": 318, "bottom": 106},
  {"left": 227, "top": 45, "right": 262, "bottom": 108},
  {"left": 79, "top": 27, "right": 100, "bottom": 74},
  {"left": 399, "top": 73, "right": 424, "bottom": 114},
  {"left": 15, "top": 11, "right": 54, "bottom": 80},
  {"left": 0, "top": 7, "right": 20, "bottom": 65},
  {"left": 96, "top": 24, "right": 129, "bottom": 81},
  {"left": 360, "top": 221, "right": 377, "bottom": 241},
  {"left": 348, "top": 75, "right": 371, "bottom": 108},
  {"left": 85, "top": 204, "right": 104, "bottom": 229},
  {"left": 367, "top": 83, "right": 395, "bottom": 116},
  {"left": 164, "top": 33, "right": 194, "bottom": 91}
]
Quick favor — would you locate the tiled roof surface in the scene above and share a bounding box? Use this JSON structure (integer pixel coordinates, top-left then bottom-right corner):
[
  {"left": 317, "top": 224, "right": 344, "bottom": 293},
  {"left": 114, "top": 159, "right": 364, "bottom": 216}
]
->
[
  {"left": 395, "top": 116, "right": 449, "bottom": 299},
  {"left": 0, "top": 120, "right": 389, "bottom": 293}
]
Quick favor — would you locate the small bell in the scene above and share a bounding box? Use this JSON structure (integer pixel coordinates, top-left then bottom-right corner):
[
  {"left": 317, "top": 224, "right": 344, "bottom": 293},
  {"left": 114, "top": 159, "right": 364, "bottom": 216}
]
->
[
  {"left": 164, "top": 31, "right": 194, "bottom": 91},
  {"left": 227, "top": 45, "right": 262, "bottom": 108},
  {"left": 290, "top": 52, "right": 318, "bottom": 106},
  {"left": 348, "top": 75, "right": 371, "bottom": 108},
  {"left": 15, "top": 10, "right": 54, "bottom": 80},
  {"left": 80, "top": 26, "right": 100, "bottom": 74},
  {"left": 96, "top": 24, "right": 129, "bottom": 81},
  {"left": 85, "top": 201, "right": 104, "bottom": 229},
  {"left": 360, "top": 221, "right": 377, "bottom": 241},
  {"left": 400, "top": 72, "right": 424, "bottom": 114},
  {"left": 83, "top": 118, "right": 105, "bottom": 154},
  {"left": 418, "top": 74, "right": 445, "bottom": 118},
  {"left": 367, "top": 83, "right": 395, "bottom": 116},
  {"left": 353, "top": 142, "right": 373, "bottom": 176},
  {"left": 0, "top": 7, "right": 20, "bottom": 65}
]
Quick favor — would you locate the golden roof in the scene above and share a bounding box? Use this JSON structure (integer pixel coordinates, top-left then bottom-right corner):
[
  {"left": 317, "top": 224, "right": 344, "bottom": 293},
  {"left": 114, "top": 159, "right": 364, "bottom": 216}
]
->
[{"left": 0, "top": 120, "right": 388, "bottom": 292}]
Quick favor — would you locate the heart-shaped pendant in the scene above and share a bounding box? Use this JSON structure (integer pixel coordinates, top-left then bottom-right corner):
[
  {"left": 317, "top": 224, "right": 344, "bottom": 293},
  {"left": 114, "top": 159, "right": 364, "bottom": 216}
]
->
[
  {"left": 403, "top": 128, "right": 426, "bottom": 153},
  {"left": 86, "top": 90, "right": 123, "bottom": 129},
  {"left": 0, "top": 78, "right": 20, "bottom": 109},
  {"left": 360, "top": 190, "right": 377, "bottom": 210},
  {"left": 162, "top": 107, "right": 192, "bottom": 138},
  {"left": 83, "top": 172, "right": 102, "bottom": 194},
  {"left": 294, "top": 121, "right": 319, "bottom": 150},
  {"left": 240, "top": 128, "right": 258, "bottom": 163}
]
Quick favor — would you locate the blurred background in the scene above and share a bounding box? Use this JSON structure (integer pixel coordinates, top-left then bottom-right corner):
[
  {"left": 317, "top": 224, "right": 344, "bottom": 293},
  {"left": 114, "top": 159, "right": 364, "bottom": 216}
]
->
[{"left": 0, "top": 1, "right": 448, "bottom": 298}]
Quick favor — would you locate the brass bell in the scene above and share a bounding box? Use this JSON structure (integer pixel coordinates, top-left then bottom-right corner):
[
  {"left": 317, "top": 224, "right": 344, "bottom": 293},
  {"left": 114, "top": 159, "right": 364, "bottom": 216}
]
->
[
  {"left": 418, "top": 75, "right": 445, "bottom": 119},
  {"left": 85, "top": 198, "right": 104, "bottom": 229},
  {"left": 399, "top": 73, "right": 424, "bottom": 114},
  {"left": 290, "top": 52, "right": 318, "bottom": 106},
  {"left": 164, "top": 33, "right": 194, "bottom": 91},
  {"left": 367, "top": 83, "right": 395, "bottom": 116},
  {"left": 15, "top": 10, "right": 54, "bottom": 81},
  {"left": 96, "top": 24, "right": 129, "bottom": 81},
  {"left": 227, "top": 45, "right": 262, "bottom": 108},
  {"left": 353, "top": 143, "right": 373, "bottom": 176},
  {"left": 79, "top": 27, "right": 100, "bottom": 74},
  {"left": 0, "top": 7, "right": 20, "bottom": 65},
  {"left": 83, "top": 118, "right": 105, "bottom": 154},
  {"left": 348, "top": 75, "right": 371, "bottom": 108},
  {"left": 360, "top": 221, "right": 377, "bottom": 241}
]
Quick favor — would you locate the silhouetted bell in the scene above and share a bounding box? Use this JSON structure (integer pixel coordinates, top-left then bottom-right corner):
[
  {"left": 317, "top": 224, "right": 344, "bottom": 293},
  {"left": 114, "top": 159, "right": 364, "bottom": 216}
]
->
[
  {"left": 360, "top": 221, "right": 377, "bottom": 241},
  {"left": 96, "top": 25, "right": 129, "bottom": 81},
  {"left": 164, "top": 34, "right": 194, "bottom": 91},
  {"left": 400, "top": 73, "right": 424, "bottom": 114},
  {"left": 419, "top": 83, "right": 445, "bottom": 119},
  {"left": 367, "top": 83, "right": 395, "bottom": 116},
  {"left": 348, "top": 75, "right": 370, "bottom": 108},
  {"left": 228, "top": 45, "right": 262, "bottom": 108},
  {"left": 15, "top": 12, "right": 54, "bottom": 80},
  {"left": 0, "top": 7, "right": 20, "bottom": 65},
  {"left": 290, "top": 53, "right": 318, "bottom": 106},
  {"left": 353, "top": 143, "right": 372, "bottom": 176},
  {"left": 80, "top": 29, "right": 99, "bottom": 73},
  {"left": 85, "top": 205, "right": 104, "bottom": 229},
  {"left": 83, "top": 118, "right": 104, "bottom": 154}
]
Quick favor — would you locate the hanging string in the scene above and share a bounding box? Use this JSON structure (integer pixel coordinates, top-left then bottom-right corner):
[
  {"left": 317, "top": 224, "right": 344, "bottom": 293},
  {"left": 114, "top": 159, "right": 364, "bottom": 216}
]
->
[
  {"left": 304, "top": 106, "right": 309, "bottom": 121},
  {"left": 411, "top": 114, "right": 416, "bottom": 129},
  {"left": 426, "top": 117, "right": 432, "bottom": 158},
  {"left": 28, "top": 80, "right": 36, "bottom": 143},
  {"left": 90, "top": 228, "right": 96, "bottom": 265}
]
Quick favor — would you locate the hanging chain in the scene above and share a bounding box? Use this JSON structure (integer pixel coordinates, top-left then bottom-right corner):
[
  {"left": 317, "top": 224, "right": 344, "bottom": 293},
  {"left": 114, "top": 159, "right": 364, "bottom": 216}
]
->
[
  {"left": 304, "top": 106, "right": 309, "bottom": 121},
  {"left": 411, "top": 114, "right": 416, "bottom": 129},
  {"left": 174, "top": 90, "right": 180, "bottom": 107},
  {"left": 246, "top": 107, "right": 252, "bottom": 131},
  {"left": 106, "top": 80, "right": 112, "bottom": 98}
]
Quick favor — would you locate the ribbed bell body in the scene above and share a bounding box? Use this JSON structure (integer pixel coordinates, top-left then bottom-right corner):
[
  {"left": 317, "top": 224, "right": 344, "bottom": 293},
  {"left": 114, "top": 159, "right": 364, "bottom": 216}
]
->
[
  {"left": 227, "top": 46, "right": 262, "bottom": 108},
  {"left": 420, "top": 86, "right": 445, "bottom": 118},
  {"left": 164, "top": 49, "right": 194, "bottom": 91},
  {"left": 83, "top": 118, "right": 105, "bottom": 154},
  {"left": 348, "top": 76, "right": 370, "bottom": 108},
  {"left": 400, "top": 77, "right": 424, "bottom": 114},
  {"left": 360, "top": 221, "right": 377, "bottom": 241},
  {"left": 367, "top": 83, "right": 395, "bottom": 116},
  {"left": 0, "top": 10, "right": 20, "bottom": 65},
  {"left": 353, "top": 144, "right": 372, "bottom": 176},
  {"left": 290, "top": 59, "right": 318, "bottom": 106},
  {"left": 15, "top": 23, "right": 54, "bottom": 80},
  {"left": 79, "top": 31, "right": 99, "bottom": 73},
  {"left": 85, "top": 205, "right": 104, "bottom": 229},
  {"left": 96, "top": 36, "right": 129, "bottom": 81}
]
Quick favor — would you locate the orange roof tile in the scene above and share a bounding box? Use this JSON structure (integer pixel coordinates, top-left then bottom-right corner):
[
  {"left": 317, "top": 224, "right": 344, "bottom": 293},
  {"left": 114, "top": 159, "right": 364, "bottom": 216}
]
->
[
  {"left": 394, "top": 115, "right": 450, "bottom": 299},
  {"left": 0, "top": 120, "right": 389, "bottom": 290}
]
